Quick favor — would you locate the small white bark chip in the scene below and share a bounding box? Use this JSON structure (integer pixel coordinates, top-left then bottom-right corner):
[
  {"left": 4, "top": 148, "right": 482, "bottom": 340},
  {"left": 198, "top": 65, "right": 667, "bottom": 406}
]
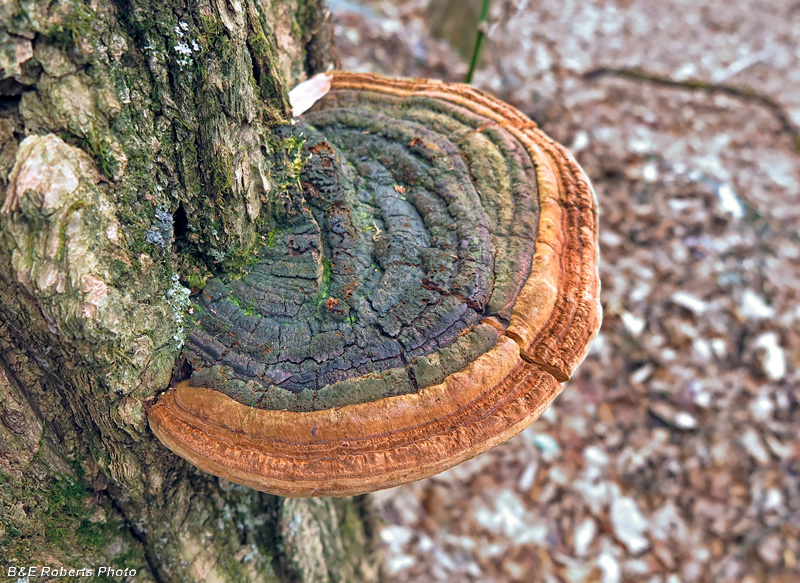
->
[
  {"left": 753, "top": 332, "right": 786, "bottom": 381},
  {"left": 610, "top": 496, "right": 650, "bottom": 554},
  {"left": 289, "top": 72, "right": 333, "bottom": 117}
]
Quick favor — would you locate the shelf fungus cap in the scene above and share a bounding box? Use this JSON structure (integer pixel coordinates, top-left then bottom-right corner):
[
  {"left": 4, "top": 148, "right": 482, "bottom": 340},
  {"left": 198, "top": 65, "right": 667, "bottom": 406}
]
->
[{"left": 149, "top": 72, "right": 601, "bottom": 497}]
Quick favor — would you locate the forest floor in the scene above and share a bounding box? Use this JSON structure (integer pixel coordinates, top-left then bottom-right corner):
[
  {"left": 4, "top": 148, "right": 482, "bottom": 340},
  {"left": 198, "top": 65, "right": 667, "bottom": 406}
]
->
[{"left": 329, "top": 1, "right": 800, "bottom": 582}]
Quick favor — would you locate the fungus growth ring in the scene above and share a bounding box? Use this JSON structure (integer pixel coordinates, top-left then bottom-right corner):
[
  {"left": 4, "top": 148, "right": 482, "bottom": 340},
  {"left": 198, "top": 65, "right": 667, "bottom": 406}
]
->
[{"left": 149, "top": 72, "right": 601, "bottom": 497}]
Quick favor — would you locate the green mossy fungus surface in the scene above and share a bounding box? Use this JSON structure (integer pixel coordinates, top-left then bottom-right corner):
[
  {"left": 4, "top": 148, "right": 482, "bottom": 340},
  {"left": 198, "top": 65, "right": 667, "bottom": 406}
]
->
[{"left": 183, "top": 87, "right": 542, "bottom": 412}]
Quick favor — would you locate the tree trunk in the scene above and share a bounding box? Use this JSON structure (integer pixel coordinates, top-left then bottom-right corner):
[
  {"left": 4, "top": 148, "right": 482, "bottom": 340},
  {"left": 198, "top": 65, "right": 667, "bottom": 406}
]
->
[{"left": 0, "top": 1, "right": 380, "bottom": 581}]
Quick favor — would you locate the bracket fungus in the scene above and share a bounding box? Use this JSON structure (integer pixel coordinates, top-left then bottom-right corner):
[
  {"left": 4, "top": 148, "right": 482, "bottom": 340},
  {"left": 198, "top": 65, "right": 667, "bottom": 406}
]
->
[{"left": 149, "top": 72, "right": 601, "bottom": 497}]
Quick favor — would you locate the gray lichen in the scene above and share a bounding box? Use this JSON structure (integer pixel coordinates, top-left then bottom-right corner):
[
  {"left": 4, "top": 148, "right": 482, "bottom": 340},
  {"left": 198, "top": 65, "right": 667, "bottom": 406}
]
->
[
  {"left": 165, "top": 273, "right": 191, "bottom": 347},
  {"left": 144, "top": 207, "right": 174, "bottom": 248}
]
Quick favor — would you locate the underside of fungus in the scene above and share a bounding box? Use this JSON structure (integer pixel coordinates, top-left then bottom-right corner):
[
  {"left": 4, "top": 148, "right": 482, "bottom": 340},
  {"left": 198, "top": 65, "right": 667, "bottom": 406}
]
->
[{"left": 149, "top": 72, "right": 601, "bottom": 497}]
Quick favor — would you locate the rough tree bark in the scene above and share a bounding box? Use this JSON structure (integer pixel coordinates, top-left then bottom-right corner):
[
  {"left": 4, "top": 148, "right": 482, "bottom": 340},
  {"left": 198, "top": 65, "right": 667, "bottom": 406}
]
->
[{"left": 0, "top": 1, "right": 380, "bottom": 581}]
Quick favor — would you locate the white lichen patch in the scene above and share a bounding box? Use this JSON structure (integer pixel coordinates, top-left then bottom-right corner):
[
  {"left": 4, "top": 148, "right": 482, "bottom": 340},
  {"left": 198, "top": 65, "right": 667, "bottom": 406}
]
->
[
  {"left": 173, "top": 22, "right": 201, "bottom": 69},
  {"left": 166, "top": 273, "right": 191, "bottom": 347}
]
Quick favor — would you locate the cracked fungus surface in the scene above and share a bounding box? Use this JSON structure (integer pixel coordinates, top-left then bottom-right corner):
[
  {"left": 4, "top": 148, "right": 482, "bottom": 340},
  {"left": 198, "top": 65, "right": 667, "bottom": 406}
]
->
[
  {"left": 186, "top": 75, "right": 565, "bottom": 412},
  {"left": 149, "top": 72, "right": 599, "bottom": 496}
]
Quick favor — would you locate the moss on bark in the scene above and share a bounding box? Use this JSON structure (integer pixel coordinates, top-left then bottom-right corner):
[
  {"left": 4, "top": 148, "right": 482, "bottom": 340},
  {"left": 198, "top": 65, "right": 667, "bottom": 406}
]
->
[{"left": 0, "top": 1, "right": 378, "bottom": 581}]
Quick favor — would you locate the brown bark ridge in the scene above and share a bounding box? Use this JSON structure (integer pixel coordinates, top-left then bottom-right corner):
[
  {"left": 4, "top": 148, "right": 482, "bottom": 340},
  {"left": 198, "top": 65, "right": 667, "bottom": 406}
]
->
[{"left": 0, "top": 1, "right": 379, "bottom": 581}]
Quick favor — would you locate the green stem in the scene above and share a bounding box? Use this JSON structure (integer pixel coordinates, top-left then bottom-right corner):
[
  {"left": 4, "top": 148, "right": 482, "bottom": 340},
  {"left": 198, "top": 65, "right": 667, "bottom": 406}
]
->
[{"left": 465, "top": 0, "right": 491, "bottom": 84}]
